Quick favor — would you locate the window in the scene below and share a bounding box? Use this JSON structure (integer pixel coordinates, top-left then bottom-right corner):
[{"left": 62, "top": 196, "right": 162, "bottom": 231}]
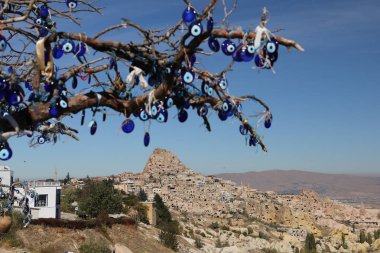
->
[{"left": 36, "top": 194, "right": 48, "bottom": 207}]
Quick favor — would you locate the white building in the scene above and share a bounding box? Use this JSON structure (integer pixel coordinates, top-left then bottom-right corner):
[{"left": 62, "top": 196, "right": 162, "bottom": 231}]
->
[
  {"left": 15, "top": 181, "right": 61, "bottom": 219},
  {"left": 0, "top": 165, "right": 14, "bottom": 194}
]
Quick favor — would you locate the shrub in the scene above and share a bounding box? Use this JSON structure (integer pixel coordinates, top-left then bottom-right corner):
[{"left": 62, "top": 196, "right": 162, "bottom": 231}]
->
[
  {"left": 159, "top": 230, "right": 178, "bottom": 251},
  {"left": 194, "top": 236, "right": 203, "bottom": 249},
  {"left": 247, "top": 226, "right": 253, "bottom": 234},
  {"left": 209, "top": 222, "right": 219, "bottom": 230},
  {"left": 79, "top": 240, "right": 112, "bottom": 253}
]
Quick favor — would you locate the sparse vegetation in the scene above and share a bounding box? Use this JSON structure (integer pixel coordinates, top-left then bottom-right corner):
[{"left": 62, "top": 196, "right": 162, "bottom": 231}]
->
[
  {"left": 61, "top": 186, "right": 80, "bottom": 213},
  {"left": 209, "top": 222, "right": 219, "bottom": 230},
  {"left": 304, "top": 233, "right": 317, "bottom": 253},
  {"left": 360, "top": 230, "right": 366, "bottom": 243},
  {"left": 366, "top": 232, "right": 373, "bottom": 245},
  {"left": 259, "top": 231, "right": 269, "bottom": 240},
  {"left": 0, "top": 211, "right": 25, "bottom": 247},
  {"left": 155, "top": 194, "right": 179, "bottom": 251},
  {"left": 79, "top": 238, "right": 112, "bottom": 253},
  {"left": 159, "top": 230, "right": 179, "bottom": 251},
  {"left": 78, "top": 179, "right": 123, "bottom": 218},
  {"left": 263, "top": 248, "right": 279, "bottom": 253},
  {"left": 194, "top": 236, "right": 204, "bottom": 249}
]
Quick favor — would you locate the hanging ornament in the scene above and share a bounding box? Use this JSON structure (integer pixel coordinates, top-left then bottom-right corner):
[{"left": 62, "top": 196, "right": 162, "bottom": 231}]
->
[
  {"left": 89, "top": 120, "right": 97, "bottom": 135},
  {"left": 182, "top": 6, "right": 197, "bottom": 23},
  {"left": 121, "top": 119, "right": 135, "bottom": 133},
  {"left": 208, "top": 37, "right": 220, "bottom": 52},
  {"left": 143, "top": 132, "right": 150, "bottom": 147}
]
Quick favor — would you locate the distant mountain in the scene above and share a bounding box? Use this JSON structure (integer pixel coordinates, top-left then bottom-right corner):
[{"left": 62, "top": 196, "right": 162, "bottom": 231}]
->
[{"left": 215, "top": 170, "right": 380, "bottom": 207}]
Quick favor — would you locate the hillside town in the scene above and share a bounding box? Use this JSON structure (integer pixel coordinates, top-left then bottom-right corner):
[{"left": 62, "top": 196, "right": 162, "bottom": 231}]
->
[
  {"left": 79, "top": 148, "right": 380, "bottom": 252},
  {"left": 1, "top": 148, "right": 380, "bottom": 253}
]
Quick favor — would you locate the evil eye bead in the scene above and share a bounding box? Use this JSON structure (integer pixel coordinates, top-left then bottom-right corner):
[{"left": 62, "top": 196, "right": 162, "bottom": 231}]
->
[
  {"left": 218, "top": 79, "right": 228, "bottom": 90},
  {"left": 37, "top": 136, "right": 45, "bottom": 144},
  {"left": 178, "top": 109, "right": 188, "bottom": 123},
  {"left": 49, "top": 106, "right": 60, "bottom": 117},
  {"left": 66, "top": 0, "right": 78, "bottom": 9},
  {"left": 190, "top": 22, "right": 203, "bottom": 37},
  {"left": 207, "top": 17, "right": 214, "bottom": 31},
  {"left": 207, "top": 87, "right": 213, "bottom": 96},
  {"left": 38, "top": 27, "right": 48, "bottom": 38},
  {"left": 218, "top": 110, "right": 228, "bottom": 121},
  {"left": 266, "top": 39, "right": 278, "bottom": 54},
  {"left": 58, "top": 97, "right": 68, "bottom": 109},
  {"left": 52, "top": 44, "right": 64, "bottom": 59},
  {"left": 143, "top": 132, "right": 150, "bottom": 147},
  {"left": 182, "top": 70, "right": 194, "bottom": 84},
  {"left": 182, "top": 6, "right": 197, "bottom": 23},
  {"left": 0, "top": 142, "right": 12, "bottom": 161},
  {"left": 197, "top": 105, "right": 208, "bottom": 117},
  {"left": 208, "top": 37, "right": 220, "bottom": 52},
  {"left": 151, "top": 104, "right": 159, "bottom": 117},
  {"left": 74, "top": 42, "right": 87, "bottom": 57},
  {"left": 139, "top": 110, "right": 149, "bottom": 121},
  {"left": 156, "top": 109, "right": 168, "bottom": 123},
  {"left": 254, "top": 54, "right": 264, "bottom": 68},
  {"left": 222, "top": 101, "right": 230, "bottom": 112},
  {"left": 264, "top": 113, "right": 273, "bottom": 128},
  {"left": 239, "top": 45, "right": 255, "bottom": 62},
  {"left": 35, "top": 18, "right": 44, "bottom": 26},
  {"left": 8, "top": 91, "right": 22, "bottom": 105},
  {"left": 39, "top": 5, "right": 49, "bottom": 19},
  {"left": 0, "top": 35, "right": 7, "bottom": 51},
  {"left": 239, "top": 124, "right": 249, "bottom": 135},
  {"left": 221, "top": 40, "right": 236, "bottom": 56},
  {"left": 121, "top": 119, "right": 135, "bottom": 133},
  {"left": 62, "top": 40, "right": 75, "bottom": 53},
  {"left": 247, "top": 44, "right": 256, "bottom": 55},
  {"left": 166, "top": 97, "right": 174, "bottom": 108},
  {"left": 89, "top": 120, "right": 97, "bottom": 135}
]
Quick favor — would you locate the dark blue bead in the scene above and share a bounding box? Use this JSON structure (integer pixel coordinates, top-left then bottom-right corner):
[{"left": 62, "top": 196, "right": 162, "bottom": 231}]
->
[
  {"left": 121, "top": 119, "right": 135, "bottom": 133},
  {"left": 144, "top": 132, "right": 150, "bottom": 147},
  {"left": 182, "top": 7, "right": 197, "bottom": 23}
]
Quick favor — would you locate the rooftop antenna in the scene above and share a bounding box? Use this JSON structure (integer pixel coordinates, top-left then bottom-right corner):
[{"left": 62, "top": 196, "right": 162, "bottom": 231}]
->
[{"left": 54, "top": 167, "right": 58, "bottom": 182}]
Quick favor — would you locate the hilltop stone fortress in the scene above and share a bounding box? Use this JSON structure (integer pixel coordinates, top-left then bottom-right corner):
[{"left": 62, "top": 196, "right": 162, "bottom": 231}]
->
[{"left": 112, "top": 148, "right": 380, "bottom": 253}]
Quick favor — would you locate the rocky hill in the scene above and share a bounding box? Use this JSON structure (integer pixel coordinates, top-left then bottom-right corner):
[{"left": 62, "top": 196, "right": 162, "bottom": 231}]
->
[
  {"left": 216, "top": 170, "right": 380, "bottom": 208},
  {"left": 133, "top": 149, "right": 380, "bottom": 253}
]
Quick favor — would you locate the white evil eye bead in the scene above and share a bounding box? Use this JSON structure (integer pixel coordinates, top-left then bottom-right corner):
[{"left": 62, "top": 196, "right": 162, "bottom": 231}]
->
[
  {"left": 166, "top": 97, "right": 174, "bottom": 108},
  {"left": 38, "top": 136, "right": 45, "bottom": 144},
  {"left": 247, "top": 44, "right": 255, "bottom": 54},
  {"left": 139, "top": 110, "right": 149, "bottom": 121},
  {"left": 35, "top": 18, "right": 43, "bottom": 25},
  {"left": 222, "top": 101, "right": 229, "bottom": 112},
  {"left": 207, "top": 87, "right": 213, "bottom": 96},
  {"left": 156, "top": 110, "right": 168, "bottom": 123},
  {"left": 66, "top": 0, "right": 78, "bottom": 9},
  {"left": 221, "top": 40, "right": 236, "bottom": 56},
  {"left": 151, "top": 104, "right": 158, "bottom": 117},
  {"left": 203, "top": 83, "right": 209, "bottom": 94},
  {"left": 218, "top": 79, "right": 228, "bottom": 90},
  {"left": 266, "top": 39, "right": 278, "bottom": 54},
  {"left": 190, "top": 22, "right": 203, "bottom": 37},
  {"left": 182, "top": 70, "right": 194, "bottom": 84},
  {"left": 62, "top": 40, "right": 74, "bottom": 53},
  {"left": 59, "top": 99, "right": 68, "bottom": 109},
  {"left": 0, "top": 35, "right": 7, "bottom": 51},
  {"left": 0, "top": 142, "right": 12, "bottom": 161},
  {"left": 0, "top": 148, "right": 11, "bottom": 161}
]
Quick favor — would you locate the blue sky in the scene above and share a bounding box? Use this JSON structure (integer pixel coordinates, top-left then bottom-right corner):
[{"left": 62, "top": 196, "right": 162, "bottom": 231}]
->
[{"left": 3, "top": 0, "right": 380, "bottom": 179}]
